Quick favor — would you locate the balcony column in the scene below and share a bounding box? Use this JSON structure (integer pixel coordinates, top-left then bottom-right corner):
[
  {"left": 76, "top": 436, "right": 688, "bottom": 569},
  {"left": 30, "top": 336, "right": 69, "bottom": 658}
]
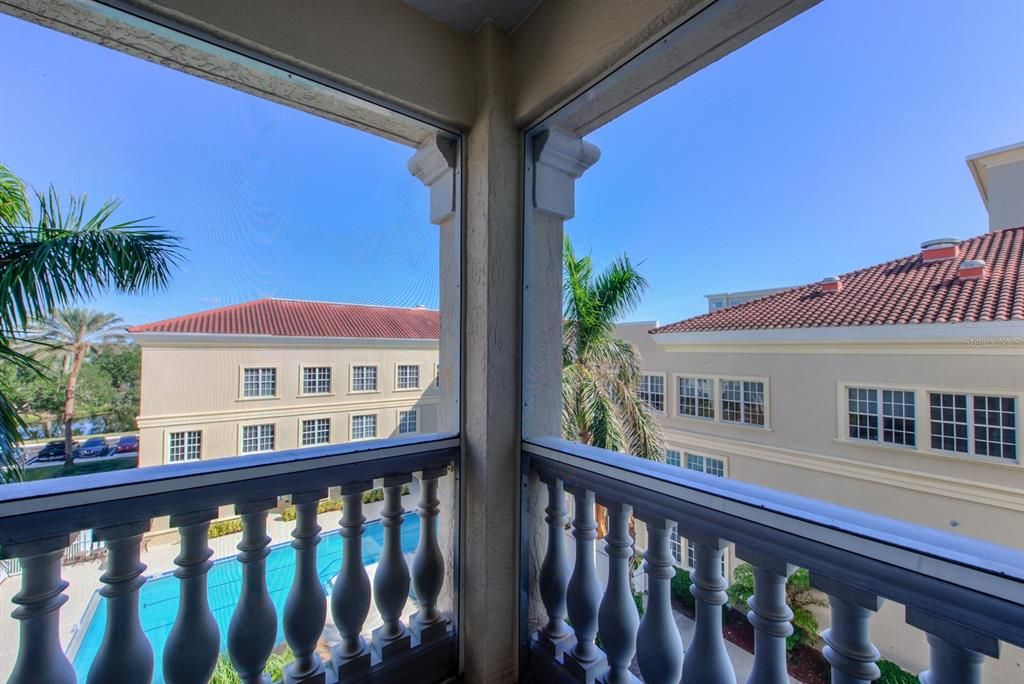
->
[
  {"left": 410, "top": 466, "right": 450, "bottom": 643},
  {"left": 598, "top": 501, "right": 639, "bottom": 684},
  {"left": 811, "top": 574, "right": 883, "bottom": 684},
  {"left": 4, "top": 536, "right": 75, "bottom": 684},
  {"left": 635, "top": 515, "right": 684, "bottom": 684},
  {"left": 331, "top": 482, "right": 373, "bottom": 678},
  {"left": 228, "top": 498, "right": 279, "bottom": 684},
  {"left": 283, "top": 489, "right": 328, "bottom": 684},
  {"left": 737, "top": 547, "right": 794, "bottom": 684},
  {"left": 564, "top": 488, "right": 606, "bottom": 682},
  {"left": 536, "top": 477, "right": 573, "bottom": 657},
  {"left": 164, "top": 509, "right": 220, "bottom": 684},
  {"left": 907, "top": 608, "right": 998, "bottom": 684},
  {"left": 88, "top": 520, "right": 153, "bottom": 684},
  {"left": 681, "top": 532, "right": 735, "bottom": 684},
  {"left": 371, "top": 475, "right": 413, "bottom": 660}
]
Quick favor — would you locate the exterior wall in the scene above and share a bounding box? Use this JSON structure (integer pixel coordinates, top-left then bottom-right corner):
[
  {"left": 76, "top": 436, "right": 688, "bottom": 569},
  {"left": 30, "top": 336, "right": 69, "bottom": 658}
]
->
[
  {"left": 987, "top": 158, "right": 1024, "bottom": 232},
  {"left": 136, "top": 338, "right": 439, "bottom": 466},
  {"left": 616, "top": 322, "right": 1024, "bottom": 679}
]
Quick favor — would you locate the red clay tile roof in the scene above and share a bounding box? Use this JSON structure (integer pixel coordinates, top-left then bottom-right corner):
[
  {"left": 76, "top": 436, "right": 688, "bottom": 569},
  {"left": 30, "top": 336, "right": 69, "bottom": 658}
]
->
[
  {"left": 128, "top": 299, "right": 439, "bottom": 339},
  {"left": 651, "top": 227, "right": 1024, "bottom": 335}
]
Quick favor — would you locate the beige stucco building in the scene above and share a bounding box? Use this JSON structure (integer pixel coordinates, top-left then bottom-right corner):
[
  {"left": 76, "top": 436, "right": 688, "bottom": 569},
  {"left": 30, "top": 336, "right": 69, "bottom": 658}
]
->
[{"left": 129, "top": 298, "right": 441, "bottom": 467}]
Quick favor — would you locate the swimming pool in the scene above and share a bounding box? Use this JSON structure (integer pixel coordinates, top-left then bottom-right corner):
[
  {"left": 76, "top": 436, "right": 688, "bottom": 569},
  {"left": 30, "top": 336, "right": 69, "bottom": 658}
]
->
[{"left": 70, "top": 514, "right": 420, "bottom": 683}]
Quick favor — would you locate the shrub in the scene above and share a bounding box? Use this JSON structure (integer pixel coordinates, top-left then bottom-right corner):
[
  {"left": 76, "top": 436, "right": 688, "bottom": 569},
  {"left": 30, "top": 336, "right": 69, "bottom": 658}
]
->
[
  {"left": 877, "top": 659, "right": 920, "bottom": 684},
  {"left": 670, "top": 568, "right": 695, "bottom": 609},
  {"left": 211, "top": 649, "right": 294, "bottom": 684},
  {"left": 208, "top": 518, "right": 243, "bottom": 539},
  {"left": 727, "top": 563, "right": 826, "bottom": 650},
  {"left": 280, "top": 498, "right": 344, "bottom": 522},
  {"left": 632, "top": 589, "right": 645, "bottom": 619}
]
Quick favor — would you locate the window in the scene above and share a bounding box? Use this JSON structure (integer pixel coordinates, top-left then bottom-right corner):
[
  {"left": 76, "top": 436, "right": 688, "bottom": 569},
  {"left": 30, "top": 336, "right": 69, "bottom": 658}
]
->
[
  {"left": 665, "top": 449, "right": 681, "bottom": 467},
  {"left": 848, "top": 387, "right": 916, "bottom": 446},
  {"left": 398, "top": 409, "right": 418, "bottom": 434},
  {"left": 242, "top": 367, "right": 276, "bottom": 398},
  {"left": 678, "top": 377, "right": 714, "bottom": 419},
  {"left": 241, "top": 424, "right": 275, "bottom": 453},
  {"left": 930, "top": 392, "right": 1016, "bottom": 460},
  {"left": 686, "top": 453, "right": 725, "bottom": 477},
  {"left": 302, "top": 367, "right": 332, "bottom": 395},
  {"left": 670, "top": 528, "right": 682, "bottom": 565},
  {"left": 351, "top": 365, "right": 378, "bottom": 392},
  {"left": 351, "top": 414, "right": 377, "bottom": 440},
  {"left": 848, "top": 388, "right": 879, "bottom": 441},
  {"left": 434, "top": 363, "right": 440, "bottom": 388},
  {"left": 301, "top": 418, "right": 331, "bottom": 446},
  {"left": 397, "top": 364, "right": 420, "bottom": 390},
  {"left": 721, "top": 380, "right": 764, "bottom": 426},
  {"left": 168, "top": 430, "right": 201, "bottom": 462},
  {"left": 638, "top": 374, "right": 665, "bottom": 412},
  {"left": 685, "top": 540, "right": 726, "bottom": 576},
  {"left": 883, "top": 390, "right": 917, "bottom": 446}
]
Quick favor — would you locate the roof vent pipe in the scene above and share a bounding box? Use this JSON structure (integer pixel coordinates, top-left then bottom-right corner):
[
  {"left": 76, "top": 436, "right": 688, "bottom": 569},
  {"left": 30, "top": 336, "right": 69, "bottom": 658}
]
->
[
  {"left": 921, "top": 238, "right": 960, "bottom": 263},
  {"left": 821, "top": 276, "right": 842, "bottom": 293},
  {"left": 959, "top": 259, "right": 987, "bottom": 281}
]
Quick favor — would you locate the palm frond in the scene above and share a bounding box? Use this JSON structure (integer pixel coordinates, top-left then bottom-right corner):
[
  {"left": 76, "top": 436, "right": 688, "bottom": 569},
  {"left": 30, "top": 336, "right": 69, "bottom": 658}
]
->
[{"left": 0, "top": 163, "right": 31, "bottom": 230}]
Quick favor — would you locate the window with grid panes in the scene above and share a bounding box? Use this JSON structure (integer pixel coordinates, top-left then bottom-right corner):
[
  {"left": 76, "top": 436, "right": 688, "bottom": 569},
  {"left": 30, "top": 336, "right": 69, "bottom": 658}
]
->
[
  {"left": 168, "top": 430, "right": 201, "bottom": 462},
  {"left": 398, "top": 410, "right": 418, "bottom": 434},
  {"left": 241, "top": 424, "right": 275, "bottom": 453},
  {"left": 678, "top": 377, "right": 714, "bottom": 419},
  {"left": 397, "top": 364, "right": 420, "bottom": 389},
  {"left": 351, "top": 414, "right": 377, "bottom": 440},
  {"left": 351, "top": 365, "right": 378, "bottom": 392},
  {"left": 301, "top": 418, "right": 330, "bottom": 446},
  {"left": 638, "top": 374, "right": 665, "bottom": 412},
  {"left": 243, "top": 367, "right": 276, "bottom": 397},
  {"left": 302, "top": 367, "right": 332, "bottom": 394}
]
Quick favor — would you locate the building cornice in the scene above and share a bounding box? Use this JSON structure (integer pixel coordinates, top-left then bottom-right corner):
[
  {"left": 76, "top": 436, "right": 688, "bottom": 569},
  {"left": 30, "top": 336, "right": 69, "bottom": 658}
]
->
[{"left": 130, "top": 331, "right": 440, "bottom": 349}]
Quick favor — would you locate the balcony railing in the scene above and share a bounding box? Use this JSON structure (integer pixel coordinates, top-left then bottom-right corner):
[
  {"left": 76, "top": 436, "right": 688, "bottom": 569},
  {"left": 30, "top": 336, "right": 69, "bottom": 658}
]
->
[
  {"left": 0, "top": 433, "right": 459, "bottom": 684},
  {"left": 522, "top": 437, "right": 1024, "bottom": 684}
]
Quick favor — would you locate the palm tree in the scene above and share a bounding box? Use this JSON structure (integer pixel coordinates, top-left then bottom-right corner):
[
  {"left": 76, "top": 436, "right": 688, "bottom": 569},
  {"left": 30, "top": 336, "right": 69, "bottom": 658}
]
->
[
  {"left": 562, "top": 235, "right": 664, "bottom": 534},
  {"left": 28, "top": 309, "right": 126, "bottom": 467},
  {"left": 0, "top": 163, "right": 181, "bottom": 481}
]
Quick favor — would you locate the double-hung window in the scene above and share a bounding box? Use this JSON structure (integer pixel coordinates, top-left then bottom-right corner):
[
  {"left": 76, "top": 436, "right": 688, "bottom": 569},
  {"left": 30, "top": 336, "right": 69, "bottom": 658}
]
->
[
  {"left": 398, "top": 409, "right": 418, "bottom": 434},
  {"left": 678, "top": 377, "right": 714, "bottom": 419},
  {"left": 397, "top": 364, "right": 420, "bottom": 390},
  {"left": 168, "top": 430, "right": 201, "bottom": 462},
  {"left": 241, "top": 424, "right": 275, "bottom": 453},
  {"left": 686, "top": 453, "right": 725, "bottom": 477},
  {"left": 351, "top": 365, "right": 378, "bottom": 392},
  {"left": 302, "top": 367, "right": 332, "bottom": 395},
  {"left": 930, "top": 392, "right": 1017, "bottom": 460},
  {"left": 721, "top": 380, "right": 764, "bottom": 426},
  {"left": 665, "top": 449, "right": 681, "bottom": 467},
  {"left": 638, "top": 374, "right": 665, "bottom": 412},
  {"left": 242, "top": 367, "right": 276, "bottom": 398},
  {"left": 351, "top": 414, "right": 377, "bottom": 440},
  {"left": 301, "top": 418, "right": 331, "bottom": 446},
  {"left": 847, "top": 387, "right": 916, "bottom": 446}
]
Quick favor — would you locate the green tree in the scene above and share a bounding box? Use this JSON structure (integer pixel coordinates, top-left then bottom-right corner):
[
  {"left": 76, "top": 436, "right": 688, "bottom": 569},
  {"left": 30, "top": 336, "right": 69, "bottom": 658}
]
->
[
  {"left": 0, "top": 163, "right": 181, "bottom": 481},
  {"left": 90, "top": 343, "right": 141, "bottom": 431},
  {"left": 562, "top": 235, "right": 663, "bottom": 534}
]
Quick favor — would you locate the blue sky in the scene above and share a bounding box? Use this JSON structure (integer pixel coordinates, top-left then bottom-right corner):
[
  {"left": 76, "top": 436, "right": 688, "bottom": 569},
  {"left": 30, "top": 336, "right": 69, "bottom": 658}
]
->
[{"left": 1, "top": 0, "right": 1022, "bottom": 326}]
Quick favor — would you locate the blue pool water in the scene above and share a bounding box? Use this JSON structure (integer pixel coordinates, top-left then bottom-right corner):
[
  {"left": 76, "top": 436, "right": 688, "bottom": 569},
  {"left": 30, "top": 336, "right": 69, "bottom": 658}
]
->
[{"left": 71, "top": 514, "right": 419, "bottom": 683}]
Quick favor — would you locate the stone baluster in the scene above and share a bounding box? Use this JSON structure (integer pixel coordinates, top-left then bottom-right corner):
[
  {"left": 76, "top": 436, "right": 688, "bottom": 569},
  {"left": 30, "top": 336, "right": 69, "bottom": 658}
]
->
[
  {"left": 164, "top": 509, "right": 220, "bottom": 684},
  {"left": 5, "top": 536, "right": 75, "bottom": 684},
  {"left": 88, "top": 521, "right": 153, "bottom": 684},
  {"left": 681, "top": 533, "right": 736, "bottom": 684},
  {"left": 636, "top": 516, "right": 683, "bottom": 684},
  {"left": 907, "top": 608, "right": 998, "bottom": 684},
  {"left": 331, "top": 482, "right": 373, "bottom": 678},
  {"left": 371, "top": 476, "right": 413, "bottom": 660},
  {"left": 537, "top": 477, "right": 573, "bottom": 659},
  {"left": 738, "top": 547, "right": 794, "bottom": 684},
  {"left": 811, "top": 574, "right": 883, "bottom": 684},
  {"left": 564, "top": 488, "right": 605, "bottom": 682},
  {"left": 410, "top": 467, "right": 450, "bottom": 644},
  {"left": 598, "top": 501, "right": 638, "bottom": 684},
  {"left": 228, "top": 499, "right": 279, "bottom": 684},
  {"left": 283, "top": 490, "right": 328, "bottom": 684}
]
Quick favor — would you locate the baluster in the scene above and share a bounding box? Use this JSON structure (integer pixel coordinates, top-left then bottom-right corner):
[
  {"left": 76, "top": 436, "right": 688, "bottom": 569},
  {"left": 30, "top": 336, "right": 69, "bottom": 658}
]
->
[
  {"left": 564, "top": 488, "right": 605, "bottom": 682},
  {"left": 228, "top": 498, "right": 278, "bottom": 684},
  {"left": 537, "top": 477, "right": 573, "bottom": 659},
  {"left": 811, "top": 574, "right": 883, "bottom": 684},
  {"left": 371, "top": 475, "right": 413, "bottom": 660},
  {"left": 598, "top": 501, "right": 638, "bottom": 684},
  {"left": 164, "top": 509, "right": 220, "bottom": 684},
  {"left": 635, "top": 516, "right": 683, "bottom": 684},
  {"left": 410, "top": 467, "right": 450, "bottom": 644},
  {"left": 331, "top": 482, "right": 373, "bottom": 678},
  {"left": 5, "top": 536, "right": 75, "bottom": 684},
  {"left": 88, "top": 521, "right": 153, "bottom": 684},
  {"left": 738, "top": 547, "right": 794, "bottom": 684},
  {"left": 283, "top": 490, "right": 327, "bottom": 684},
  {"left": 681, "top": 533, "right": 735, "bottom": 684},
  {"left": 907, "top": 608, "right": 998, "bottom": 684}
]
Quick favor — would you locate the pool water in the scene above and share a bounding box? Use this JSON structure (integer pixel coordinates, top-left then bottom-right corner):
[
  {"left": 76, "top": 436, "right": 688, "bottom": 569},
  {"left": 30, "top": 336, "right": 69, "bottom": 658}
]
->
[{"left": 71, "top": 514, "right": 420, "bottom": 682}]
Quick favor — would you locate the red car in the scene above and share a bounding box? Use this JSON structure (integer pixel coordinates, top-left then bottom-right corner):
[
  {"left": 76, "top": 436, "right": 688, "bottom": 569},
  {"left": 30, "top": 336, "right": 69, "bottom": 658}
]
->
[{"left": 114, "top": 435, "right": 139, "bottom": 453}]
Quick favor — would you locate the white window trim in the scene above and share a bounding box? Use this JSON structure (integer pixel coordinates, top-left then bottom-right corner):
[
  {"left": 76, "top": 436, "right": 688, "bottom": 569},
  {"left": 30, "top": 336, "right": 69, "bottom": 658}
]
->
[
  {"left": 397, "top": 407, "right": 420, "bottom": 435},
  {"left": 670, "top": 372, "right": 770, "bottom": 430},
  {"left": 348, "top": 363, "right": 381, "bottom": 395},
  {"left": 638, "top": 371, "right": 667, "bottom": 415},
  {"left": 164, "top": 428, "right": 202, "bottom": 464},
  {"left": 839, "top": 383, "right": 918, "bottom": 451},
  {"left": 238, "top": 422, "right": 277, "bottom": 455},
  {"left": 349, "top": 412, "right": 379, "bottom": 441},
  {"left": 394, "top": 363, "right": 422, "bottom": 392},
  {"left": 298, "top": 415, "right": 333, "bottom": 447},
  {"left": 298, "top": 364, "right": 334, "bottom": 397},
  {"left": 238, "top": 366, "right": 280, "bottom": 401}
]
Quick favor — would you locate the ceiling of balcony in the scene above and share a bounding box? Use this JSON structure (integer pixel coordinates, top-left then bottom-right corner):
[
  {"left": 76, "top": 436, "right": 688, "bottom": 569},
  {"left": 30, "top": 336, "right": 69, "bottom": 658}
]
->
[{"left": 403, "top": 0, "right": 543, "bottom": 34}]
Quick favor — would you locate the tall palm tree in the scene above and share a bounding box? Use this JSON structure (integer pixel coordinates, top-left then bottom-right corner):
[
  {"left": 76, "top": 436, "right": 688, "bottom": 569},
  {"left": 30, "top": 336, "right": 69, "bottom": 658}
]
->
[
  {"left": 29, "top": 309, "right": 126, "bottom": 467},
  {"left": 562, "top": 236, "right": 664, "bottom": 534},
  {"left": 0, "top": 163, "right": 181, "bottom": 481}
]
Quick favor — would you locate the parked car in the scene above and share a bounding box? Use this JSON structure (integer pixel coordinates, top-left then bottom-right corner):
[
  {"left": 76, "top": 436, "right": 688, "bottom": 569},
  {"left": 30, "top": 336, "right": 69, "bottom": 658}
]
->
[
  {"left": 36, "top": 440, "right": 79, "bottom": 462},
  {"left": 78, "top": 437, "right": 110, "bottom": 459},
  {"left": 114, "top": 435, "right": 139, "bottom": 454}
]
